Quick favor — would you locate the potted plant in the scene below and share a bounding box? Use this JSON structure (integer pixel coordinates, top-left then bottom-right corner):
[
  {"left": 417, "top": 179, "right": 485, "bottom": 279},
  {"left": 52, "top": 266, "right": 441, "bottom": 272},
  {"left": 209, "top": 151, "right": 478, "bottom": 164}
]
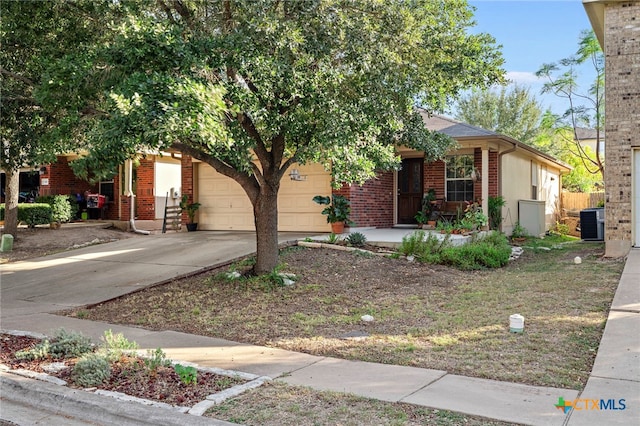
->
[
  {"left": 312, "top": 194, "right": 352, "bottom": 234},
  {"left": 180, "top": 194, "right": 201, "bottom": 232},
  {"left": 419, "top": 189, "right": 439, "bottom": 228}
]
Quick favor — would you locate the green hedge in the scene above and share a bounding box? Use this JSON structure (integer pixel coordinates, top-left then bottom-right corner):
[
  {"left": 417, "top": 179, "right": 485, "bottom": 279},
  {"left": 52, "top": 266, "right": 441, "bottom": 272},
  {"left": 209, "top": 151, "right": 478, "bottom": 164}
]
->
[
  {"left": 0, "top": 203, "right": 53, "bottom": 227},
  {"left": 36, "top": 195, "right": 77, "bottom": 223}
]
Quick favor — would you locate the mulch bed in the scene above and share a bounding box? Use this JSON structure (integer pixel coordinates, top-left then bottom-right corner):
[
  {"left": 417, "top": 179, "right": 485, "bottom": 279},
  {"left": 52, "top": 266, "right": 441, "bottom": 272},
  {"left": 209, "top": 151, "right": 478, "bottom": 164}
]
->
[{"left": 0, "top": 333, "right": 245, "bottom": 408}]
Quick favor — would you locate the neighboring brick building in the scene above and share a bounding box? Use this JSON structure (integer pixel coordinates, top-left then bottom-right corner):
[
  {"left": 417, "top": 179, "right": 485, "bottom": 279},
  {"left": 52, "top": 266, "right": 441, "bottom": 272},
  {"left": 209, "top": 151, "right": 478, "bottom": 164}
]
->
[
  {"left": 38, "top": 154, "right": 181, "bottom": 223},
  {"left": 584, "top": 0, "right": 640, "bottom": 256}
]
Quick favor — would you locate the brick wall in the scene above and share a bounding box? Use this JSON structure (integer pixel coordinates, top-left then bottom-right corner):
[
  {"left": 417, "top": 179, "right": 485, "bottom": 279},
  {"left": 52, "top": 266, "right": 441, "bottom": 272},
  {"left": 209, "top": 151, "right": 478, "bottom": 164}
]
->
[
  {"left": 135, "top": 158, "right": 155, "bottom": 220},
  {"left": 343, "top": 152, "right": 500, "bottom": 228},
  {"left": 39, "top": 156, "right": 96, "bottom": 197},
  {"left": 344, "top": 171, "right": 395, "bottom": 228},
  {"left": 181, "top": 155, "right": 194, "bottom": 223},
  {"left": 603, "top": 1, "right": 640, "bottom": 256},
  {"left": 424, "top": 160, "right": 446, "bottom": 199}
]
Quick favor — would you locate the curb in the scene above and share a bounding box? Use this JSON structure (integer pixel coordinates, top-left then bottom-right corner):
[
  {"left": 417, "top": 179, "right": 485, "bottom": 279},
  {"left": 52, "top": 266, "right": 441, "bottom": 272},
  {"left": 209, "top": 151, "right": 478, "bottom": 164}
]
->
[{"left": 0, "top": 371, "right": 237, "bottom": 426}]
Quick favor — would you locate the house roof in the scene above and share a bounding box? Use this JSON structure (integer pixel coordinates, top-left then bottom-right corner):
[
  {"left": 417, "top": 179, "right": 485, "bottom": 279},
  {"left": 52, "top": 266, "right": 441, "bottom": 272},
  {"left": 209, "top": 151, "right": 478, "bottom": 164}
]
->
[
  {"left": 575, "top": 127, "right": 605, "bottom": 140},
  {"left": 418, "top": 111, "right": 495, "bottom": 138},
  {"left": 417, "top": 111, "right": 571, "bottom": 172}
]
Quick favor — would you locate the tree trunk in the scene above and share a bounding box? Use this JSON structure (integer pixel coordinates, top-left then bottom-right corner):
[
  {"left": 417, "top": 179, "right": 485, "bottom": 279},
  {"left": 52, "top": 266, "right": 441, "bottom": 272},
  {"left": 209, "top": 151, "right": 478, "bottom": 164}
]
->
[
  {"left": 253, "top": 185, "right": 279, "bottom": 275},
  {"left": 3, "top": 167, "right": 20, "bottom": 238}
]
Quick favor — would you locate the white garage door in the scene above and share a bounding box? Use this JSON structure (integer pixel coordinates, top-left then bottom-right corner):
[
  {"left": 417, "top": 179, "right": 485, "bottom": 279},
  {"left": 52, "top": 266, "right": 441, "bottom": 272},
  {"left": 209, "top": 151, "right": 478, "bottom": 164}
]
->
[{"left": 197, "top": 162, "right": 332, "bottom": 232}]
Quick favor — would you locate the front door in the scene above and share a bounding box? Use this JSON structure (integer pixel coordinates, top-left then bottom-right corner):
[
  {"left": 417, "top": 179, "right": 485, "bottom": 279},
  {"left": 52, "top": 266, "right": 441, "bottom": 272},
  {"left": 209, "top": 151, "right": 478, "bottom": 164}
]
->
[{"left": 397, "top": 158, "right": 423, "bottom": 224}]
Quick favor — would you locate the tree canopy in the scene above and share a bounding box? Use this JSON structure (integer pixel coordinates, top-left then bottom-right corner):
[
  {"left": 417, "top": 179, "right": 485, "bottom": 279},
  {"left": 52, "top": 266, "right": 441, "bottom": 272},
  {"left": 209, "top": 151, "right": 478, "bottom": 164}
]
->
[
  {"left": 30, "top": 0, "right": 505, "bottom": 272},
  {"left": 0, "top": 1, "right": 117, "bottom": 236},
  {"left": 536, "top": 29, "right": 604, "bottom": 184},
  {"left": 454, "top": 84, "right": 542, "bottom": 144}
]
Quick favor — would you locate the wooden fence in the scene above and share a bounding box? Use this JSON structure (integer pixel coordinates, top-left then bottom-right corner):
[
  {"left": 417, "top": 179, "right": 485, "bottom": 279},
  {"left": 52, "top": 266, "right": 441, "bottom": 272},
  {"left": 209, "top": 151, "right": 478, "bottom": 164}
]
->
[{"left": 561, "top": 192, "right": 605, "bottom": 213}]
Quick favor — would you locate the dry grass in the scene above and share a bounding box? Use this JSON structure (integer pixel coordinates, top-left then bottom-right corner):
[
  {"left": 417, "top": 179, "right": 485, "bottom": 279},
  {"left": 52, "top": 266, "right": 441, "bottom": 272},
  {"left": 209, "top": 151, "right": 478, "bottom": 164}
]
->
[
  {"left": 70, "top": 236, "right": 624, "bottom": 390},
  {"left": 205, "top": 381, "right": 511, "bottom": 426}
]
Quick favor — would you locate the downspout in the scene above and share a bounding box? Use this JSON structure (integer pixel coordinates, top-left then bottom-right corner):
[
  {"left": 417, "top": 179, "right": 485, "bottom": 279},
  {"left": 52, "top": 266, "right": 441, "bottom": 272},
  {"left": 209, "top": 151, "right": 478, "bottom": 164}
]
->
[{"left": 125, "top": 159, "right": 150, "bottom": 235}]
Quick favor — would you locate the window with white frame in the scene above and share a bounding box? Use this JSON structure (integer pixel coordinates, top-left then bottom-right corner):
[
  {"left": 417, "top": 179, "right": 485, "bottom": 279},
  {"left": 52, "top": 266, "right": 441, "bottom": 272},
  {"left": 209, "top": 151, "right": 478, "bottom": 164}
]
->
[
  {"left": 446, "top": 155, "right": 474, "bottom": 201},
  {"left": 531, "top": 162, "right": 538, "bottom": 200}
]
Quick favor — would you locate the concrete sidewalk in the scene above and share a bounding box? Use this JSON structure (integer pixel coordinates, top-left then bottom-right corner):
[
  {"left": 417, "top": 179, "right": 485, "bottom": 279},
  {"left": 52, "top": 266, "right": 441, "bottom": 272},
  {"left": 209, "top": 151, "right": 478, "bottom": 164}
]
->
[{"left": 1, "top": 230, "right": 638, "bottom": 425}]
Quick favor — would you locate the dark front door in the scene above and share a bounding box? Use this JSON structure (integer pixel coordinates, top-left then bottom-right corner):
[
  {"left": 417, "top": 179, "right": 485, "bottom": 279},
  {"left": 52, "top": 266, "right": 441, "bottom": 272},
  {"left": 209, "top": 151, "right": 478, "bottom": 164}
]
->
[{"left": 397, "top": 158, "right": 423, "bottom": 224}]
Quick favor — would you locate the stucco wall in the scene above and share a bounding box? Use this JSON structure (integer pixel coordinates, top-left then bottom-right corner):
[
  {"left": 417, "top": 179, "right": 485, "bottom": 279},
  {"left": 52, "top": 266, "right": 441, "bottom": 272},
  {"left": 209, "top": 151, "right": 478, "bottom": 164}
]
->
[{"left": 501, "top": 152, "right": 562, "bottom": 235}]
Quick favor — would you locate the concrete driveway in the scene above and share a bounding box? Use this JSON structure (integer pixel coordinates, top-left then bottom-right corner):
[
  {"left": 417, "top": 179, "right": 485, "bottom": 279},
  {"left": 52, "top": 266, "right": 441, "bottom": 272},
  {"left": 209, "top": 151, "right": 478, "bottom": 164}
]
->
[{"left": 0, "top": 231, "right": 309, "bottom": 321}]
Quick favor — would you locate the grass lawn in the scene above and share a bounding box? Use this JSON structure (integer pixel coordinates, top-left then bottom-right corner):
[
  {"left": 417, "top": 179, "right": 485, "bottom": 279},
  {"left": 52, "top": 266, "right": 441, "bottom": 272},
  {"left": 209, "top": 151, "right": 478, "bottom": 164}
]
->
[{"left": 73, "top": 234, "right": 624, "bottom": 390}]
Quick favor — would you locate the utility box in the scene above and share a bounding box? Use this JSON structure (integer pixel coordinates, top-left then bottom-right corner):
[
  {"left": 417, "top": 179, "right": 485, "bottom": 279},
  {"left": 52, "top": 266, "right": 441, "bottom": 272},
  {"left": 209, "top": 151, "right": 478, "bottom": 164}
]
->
[
  {"left": 580, "top": 207, "right": 605, "bottom": 241},
  {"left": 87, "top": 194, "right": 106, "bottom": 209},
  {"left": 518, "top": 200, "right": 546, "bottom": 237}
]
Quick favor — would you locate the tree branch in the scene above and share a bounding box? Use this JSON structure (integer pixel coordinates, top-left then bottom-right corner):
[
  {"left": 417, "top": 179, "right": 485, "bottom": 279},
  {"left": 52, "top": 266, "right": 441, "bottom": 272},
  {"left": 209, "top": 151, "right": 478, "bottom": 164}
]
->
[
  {"left": 172, "top": 141, "right": 260, "bottom": 203},
  {"left": 0, "top": 66, "right": 34, "bottom": 86}
]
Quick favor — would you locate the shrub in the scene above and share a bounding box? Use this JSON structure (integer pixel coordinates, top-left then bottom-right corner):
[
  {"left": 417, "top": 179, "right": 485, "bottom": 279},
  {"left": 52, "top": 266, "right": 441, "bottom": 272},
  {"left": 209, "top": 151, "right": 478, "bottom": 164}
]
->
[
  {"left": 174, "top": 364, "right": 198, "bottom": 385},
  {"left": 488, "top": 196, "right": 506, "bottom": 230},
  {"left": 15, "top": 340, "right": 51, "bottom": 361},
  {"left": 73, "top": 354, "right": 111, "bottom": 387},
  {"left": 144, "top": 348, "right": 172, "bottom": 372},
  {"left": 99, "top": 330, "right": 139, "bottom": 361},
  {"left": 552, "top": 221, "right": 570, "bottom": 236},
  {"left": 48, "top": 329, "right": 93, "bottom": 359},
  {"left": 398, "top": 230, "right": 428, "bottom": 256},
  {"left": 346, "top": 232, "right": 367, "bottom": 247},
  {"left": 35, "top": 195, "right": 74, "bottom": 223},
  {"left": 398, "top": 230, "right": 449, "bottom": 258},
  {"left": 438, "top": 233, "right": 511, "bottom": 270},
  {"left": 511, "top": 221, "right": 528, "bottom": 239},
  {"left": 0, "top": 203, "right": 52, "bottom": 227}
]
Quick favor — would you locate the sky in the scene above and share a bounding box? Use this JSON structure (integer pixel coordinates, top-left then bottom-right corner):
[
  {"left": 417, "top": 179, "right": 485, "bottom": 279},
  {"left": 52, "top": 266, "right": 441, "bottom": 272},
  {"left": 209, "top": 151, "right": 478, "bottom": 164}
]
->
[{"left": 462, "top": 0, "right": 598, "bottom": 116}]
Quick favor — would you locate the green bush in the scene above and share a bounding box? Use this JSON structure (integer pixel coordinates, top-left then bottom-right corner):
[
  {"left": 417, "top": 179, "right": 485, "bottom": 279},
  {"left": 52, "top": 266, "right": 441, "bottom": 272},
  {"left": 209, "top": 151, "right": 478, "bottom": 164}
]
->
[
  {"left": 398, "top": 231, "right": 511, "bottom": 270},
  {"left": 73, "top": 354, "right": 111, "bottom": 387},
  {"left": 0, "top": 203, "right": 52, "bottom": 227},
  {"left": 49, "top": 329, "right": 94, "bottom": 359},
  {"left": 398, "top": 230, "right": 450, "bottom": 258},
  {"left": 15, "top": 340, "right": 51, "bottom": 361},
  {"left": 98, "top": 329, "right": 139, "bottom": 361},
  {"left": 36, "top": 195, "right": 74, "bottom": 223},
  {"left": 438, "top": 233, "right": 511, "bottom": 270},
  {"left": 488, "top": 196, "right": 506, "bottom": 230}
]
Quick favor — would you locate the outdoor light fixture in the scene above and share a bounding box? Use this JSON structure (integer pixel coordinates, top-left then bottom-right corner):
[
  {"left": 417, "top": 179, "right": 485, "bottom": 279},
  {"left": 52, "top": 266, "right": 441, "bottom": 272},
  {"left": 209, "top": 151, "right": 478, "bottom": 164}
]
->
[
  {"left": 39, "top": 166, "right": 47, "bottom": 175},
  {"left": 289, "top": 168, "right": 307, "bottom": 181},
  {"left": 470, "top": 168, "right": 480, "bottom": 182}
]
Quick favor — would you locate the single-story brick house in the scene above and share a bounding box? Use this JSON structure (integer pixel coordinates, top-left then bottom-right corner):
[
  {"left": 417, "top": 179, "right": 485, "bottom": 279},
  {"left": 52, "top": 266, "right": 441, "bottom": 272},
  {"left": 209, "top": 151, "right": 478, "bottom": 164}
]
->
[
  {"left": 584, "top": 0, "right": 640, "bottom": 256},
  {"left": 22, "top": 114, "right": 569, "bottom": 235},
  {"left": 186, "top": 113, "right": 570, "bottom": 236}
]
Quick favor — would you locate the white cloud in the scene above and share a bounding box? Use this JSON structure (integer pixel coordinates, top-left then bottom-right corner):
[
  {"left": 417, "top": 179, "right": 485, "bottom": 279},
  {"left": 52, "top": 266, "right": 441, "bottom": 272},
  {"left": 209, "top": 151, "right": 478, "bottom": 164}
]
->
[{"left": 505, "top": 71, "right": 543, "bottom": 84}]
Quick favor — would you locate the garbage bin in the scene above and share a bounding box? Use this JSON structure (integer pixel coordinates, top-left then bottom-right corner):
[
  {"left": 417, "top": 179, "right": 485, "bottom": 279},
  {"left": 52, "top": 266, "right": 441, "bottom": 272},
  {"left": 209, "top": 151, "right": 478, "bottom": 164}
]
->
[{"left": 580, "top": 207, "right": 604, "bottom": 241}]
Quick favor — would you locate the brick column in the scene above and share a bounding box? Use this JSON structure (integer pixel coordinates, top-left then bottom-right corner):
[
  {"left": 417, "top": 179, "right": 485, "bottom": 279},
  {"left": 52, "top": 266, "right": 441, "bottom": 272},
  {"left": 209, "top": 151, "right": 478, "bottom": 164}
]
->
[
  {"left": 603, "top": 2, "right": 640, "bottom": 256},
  {"left": 181, "top": 154, "right": 194, "bottom": 223}
]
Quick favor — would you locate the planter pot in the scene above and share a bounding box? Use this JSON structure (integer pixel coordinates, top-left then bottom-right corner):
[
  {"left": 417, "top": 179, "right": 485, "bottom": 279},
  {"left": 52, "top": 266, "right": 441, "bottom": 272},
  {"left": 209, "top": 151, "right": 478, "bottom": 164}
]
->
[
  {"left": 186, "top": 223, "right": 198, "bottom": 232},
  {"left": 330, "top": 222, "right": 345, "bottom": 234}
]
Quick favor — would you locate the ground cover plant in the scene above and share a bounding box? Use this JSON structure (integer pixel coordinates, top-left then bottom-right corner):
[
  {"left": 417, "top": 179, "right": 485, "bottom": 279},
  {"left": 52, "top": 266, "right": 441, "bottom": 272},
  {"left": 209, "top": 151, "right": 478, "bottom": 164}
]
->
[
  {"left": 0, "top": 330, "right": 245, "bottom": 407},
  {"left": 68, "top": 235, "right": 624, "bottom": 390}
]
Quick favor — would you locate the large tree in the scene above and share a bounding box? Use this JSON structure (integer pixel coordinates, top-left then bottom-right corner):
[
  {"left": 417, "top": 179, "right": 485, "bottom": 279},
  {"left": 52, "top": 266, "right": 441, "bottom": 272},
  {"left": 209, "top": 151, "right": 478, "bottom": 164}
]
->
[
  {"left": 536, "top": 30, "right": 604, "bottom": 184},
  {"left": 454, "top": 84, "right": 542, "bottom": 144},
  {"left": 533, "top": 110, "right": 603, "bottom": 192},
  {"left": 47, "top": 0, "right": 504, "bottom": 273},
  {"left": 0, "top": 1, "right": 119, "bottom": 237}
]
